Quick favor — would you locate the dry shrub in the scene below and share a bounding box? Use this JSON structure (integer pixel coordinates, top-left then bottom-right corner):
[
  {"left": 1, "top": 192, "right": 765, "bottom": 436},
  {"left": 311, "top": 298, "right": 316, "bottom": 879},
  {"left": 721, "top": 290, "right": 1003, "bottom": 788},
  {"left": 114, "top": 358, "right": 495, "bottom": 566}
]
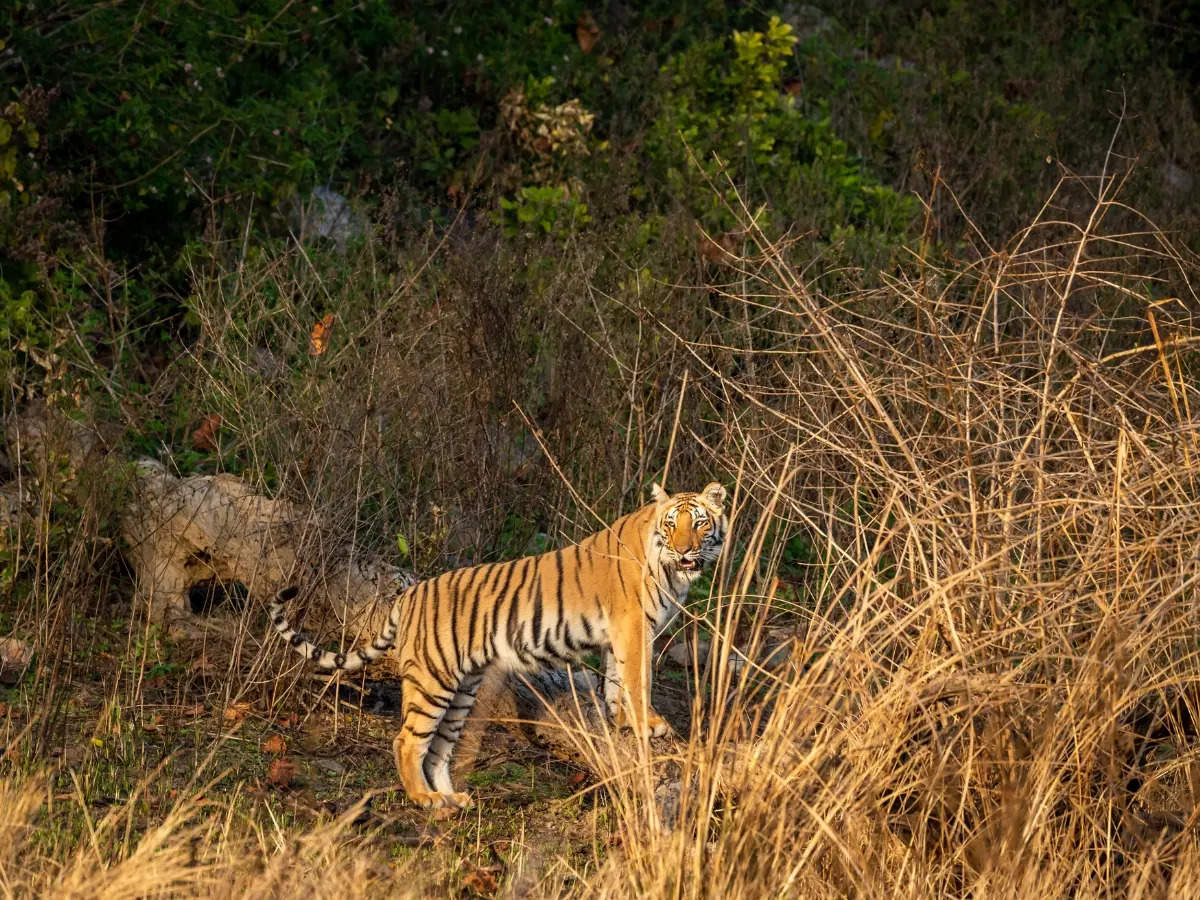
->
[{"left": 571, "top": 171, "right": 1200, "bottom": 897}]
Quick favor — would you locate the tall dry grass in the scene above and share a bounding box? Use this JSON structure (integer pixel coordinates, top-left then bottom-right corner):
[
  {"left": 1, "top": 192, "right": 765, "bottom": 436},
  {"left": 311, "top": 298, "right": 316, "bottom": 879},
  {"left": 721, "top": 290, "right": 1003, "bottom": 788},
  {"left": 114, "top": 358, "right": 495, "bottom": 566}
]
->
[
  {"left": 0, "top": 770, "right": 433, "bottom": 897},
  {"left": 572, "top": 173, "right": 1200, "bottom": 897},
  {"left": 3, "top": 169, "right": 1200, "bottom": 897}
]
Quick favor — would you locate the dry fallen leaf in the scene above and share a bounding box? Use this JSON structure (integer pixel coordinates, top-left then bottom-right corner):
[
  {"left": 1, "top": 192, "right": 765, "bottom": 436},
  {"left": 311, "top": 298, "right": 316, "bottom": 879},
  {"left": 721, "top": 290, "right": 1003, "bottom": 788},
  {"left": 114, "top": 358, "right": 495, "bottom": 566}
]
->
[
  {"left": 180, "top": 702, "right": 205, "bottom": 718},
  {"left": 191, "top": 413, "right": 222, "bottom": 451},
  {"left": 222, "top": 701, "right": 252, "bottom": 726},
  {"left": 267, "top": 757, "right": 298, "bottom": 788},
  {"left": 462, "top": 864, "right": 503, "bottom": 896},
  {"left": 567, "top": 771, "right": 587, "bottom": 787},
  {"left": 576, "top": 11, "right": 601, "bottom": 53},
  {"left": 189, "top": 656, "right": 215, "bottom": 675},
  {"left": 277, "top": 712, "right": 300, "bottom": 729},
  {"left": 142, "top": 714, "right": 164, "bottom": 733},
  {"left": 143, "top": 675, "right": 168, "bottom": 692},
  {"left": 0, "top": 702, "right": 9, "bottom": 717},
  {"left": 308, "top": 312, "right": 335, "bottom": 356},
  {"left": 262, "top": 734, "right": 288, "bottom": 755}
]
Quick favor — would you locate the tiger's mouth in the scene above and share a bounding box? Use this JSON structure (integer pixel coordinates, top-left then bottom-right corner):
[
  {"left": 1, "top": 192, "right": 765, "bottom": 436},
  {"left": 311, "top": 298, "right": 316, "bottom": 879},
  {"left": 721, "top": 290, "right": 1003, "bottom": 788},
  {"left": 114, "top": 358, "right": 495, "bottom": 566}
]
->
[{"left": 676, "top": 558, "right": 700, "bottom": 571}]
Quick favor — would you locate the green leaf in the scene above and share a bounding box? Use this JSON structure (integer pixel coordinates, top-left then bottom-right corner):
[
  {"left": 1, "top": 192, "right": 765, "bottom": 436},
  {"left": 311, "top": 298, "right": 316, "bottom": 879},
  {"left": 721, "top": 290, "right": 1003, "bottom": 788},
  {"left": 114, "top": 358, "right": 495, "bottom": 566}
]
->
[{"left": 395, "top": 533, "right": 410, "bottom": 558}]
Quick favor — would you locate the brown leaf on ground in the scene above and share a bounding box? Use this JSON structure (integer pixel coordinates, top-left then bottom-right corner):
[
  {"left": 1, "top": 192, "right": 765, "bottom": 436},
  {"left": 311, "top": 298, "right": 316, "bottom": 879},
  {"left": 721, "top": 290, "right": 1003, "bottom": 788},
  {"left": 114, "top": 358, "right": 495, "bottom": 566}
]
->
[
  {"left": 191, "top": 414, "right": 222, "bottom": 451},
  {"left": 308, "top": 312, "right": 335, "bottom": 356},
  {"left": 276, "top": 712, "right": 300, "bottom": 729},
  {"left": 222, "top": 701, "right": 252, "bottom": 726},
  {"left": 189, "top": 656, "right": 215, "bottom": 675},
  {"left": 142, "top": 714, "right": 164, "bottom": 732},
  {"left": 462, "top": 864, "right": 503, "bottom": 896},
  {"left": 262, "top": 734, "right": 287, "bottom": 755},
  {"left": 180, "top": 702, "right": 205, "bottom": 718},
  {"left": 266, "top": 757, "right": 298, "bottom": 789},
  {"left": 0, "top": 702, "right": 8, "bottom": 717},
  {"left": 576, "top": 12, "right": 601, "bottom": 53}
]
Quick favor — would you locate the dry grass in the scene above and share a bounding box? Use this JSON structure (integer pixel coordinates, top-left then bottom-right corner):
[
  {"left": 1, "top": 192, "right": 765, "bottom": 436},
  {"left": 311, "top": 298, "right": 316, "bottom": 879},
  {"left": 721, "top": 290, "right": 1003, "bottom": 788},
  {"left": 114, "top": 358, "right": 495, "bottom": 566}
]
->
[
  {"left": 571, "top": 172, "right": 1200, "bottom": 897},
  {"left": 3, "top": 168, "right": 1200, "bottom": 897}
]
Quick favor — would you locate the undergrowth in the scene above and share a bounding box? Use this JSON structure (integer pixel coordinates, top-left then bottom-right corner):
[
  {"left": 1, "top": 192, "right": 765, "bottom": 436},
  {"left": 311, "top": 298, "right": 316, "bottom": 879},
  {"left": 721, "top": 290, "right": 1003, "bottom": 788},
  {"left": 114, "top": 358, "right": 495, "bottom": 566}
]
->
[{"left": 3, "top": 163, "right": 1200, "bottom": 895}]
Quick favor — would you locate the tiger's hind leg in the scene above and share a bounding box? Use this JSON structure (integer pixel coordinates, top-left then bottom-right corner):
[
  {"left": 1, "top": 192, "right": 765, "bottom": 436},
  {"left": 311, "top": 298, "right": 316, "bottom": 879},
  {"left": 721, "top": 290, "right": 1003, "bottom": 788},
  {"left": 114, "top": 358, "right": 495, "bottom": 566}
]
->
[
  {"left": 603, "top": 650, "right": 621, "bottom": 719},
  {"left": 424, "top": 668, "right": 486, "bottom": 802},
  {"left": 452, "top": 664, "right": 513, "bottom": 783},
  {"left": 393, "top": 677, "right": 468, "bottom": 809}
]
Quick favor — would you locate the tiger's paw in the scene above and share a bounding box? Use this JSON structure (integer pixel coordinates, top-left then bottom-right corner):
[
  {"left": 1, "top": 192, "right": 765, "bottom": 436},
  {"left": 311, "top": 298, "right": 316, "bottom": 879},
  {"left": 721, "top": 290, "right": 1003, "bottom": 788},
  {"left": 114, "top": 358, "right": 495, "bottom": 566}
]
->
[
  {"left": 614, "top": 708, "right": 673, "bottom": 739},
  {"left": 410, "top": 790, "right": 473, "bottom": 811},
  {"left": 645, "top": 712, "right": 671, "bottom": 738}
]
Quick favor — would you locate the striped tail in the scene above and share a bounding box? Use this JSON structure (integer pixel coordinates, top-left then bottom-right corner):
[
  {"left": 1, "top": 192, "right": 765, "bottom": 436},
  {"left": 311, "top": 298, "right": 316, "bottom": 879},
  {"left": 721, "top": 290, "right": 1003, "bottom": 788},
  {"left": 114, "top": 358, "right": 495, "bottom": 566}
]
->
[{"left": 269, "top": 586, "right": 400, "bottom": 672}]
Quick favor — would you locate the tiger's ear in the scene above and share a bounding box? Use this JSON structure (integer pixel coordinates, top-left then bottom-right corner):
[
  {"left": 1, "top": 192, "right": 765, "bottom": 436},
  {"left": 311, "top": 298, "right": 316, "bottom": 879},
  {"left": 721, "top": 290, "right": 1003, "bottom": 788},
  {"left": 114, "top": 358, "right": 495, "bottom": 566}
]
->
[
  {"left": 701, "top": 482, "right": 727, "bottom": 510},
  {"left": 651, "top": 483, "right": 670, "bottom": 504}
]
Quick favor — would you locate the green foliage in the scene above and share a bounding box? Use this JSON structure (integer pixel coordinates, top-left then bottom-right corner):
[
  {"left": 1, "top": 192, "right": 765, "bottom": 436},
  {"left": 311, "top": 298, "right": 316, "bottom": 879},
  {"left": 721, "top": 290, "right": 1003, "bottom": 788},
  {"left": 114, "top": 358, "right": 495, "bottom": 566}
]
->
[
  {"left": 496, "top": 185, "right": 590, "bottom": 239},
  {"left": 0, "top": 278, "right": 36, "bottom": 348},
  {"left": 2, "top": 0, "right": 1197, "bottom": 580},
  {"left": 13, "top": 0, "right": 415, "bottom": 247},
  {"left": 0, "top": 89, "right": 40, "bottom": 210},
  {"left": 649, "top": 15, "right": 917, "bottom": 246},
  {"left": 403, "top": 107, "right": 480, "bottom": 187}
]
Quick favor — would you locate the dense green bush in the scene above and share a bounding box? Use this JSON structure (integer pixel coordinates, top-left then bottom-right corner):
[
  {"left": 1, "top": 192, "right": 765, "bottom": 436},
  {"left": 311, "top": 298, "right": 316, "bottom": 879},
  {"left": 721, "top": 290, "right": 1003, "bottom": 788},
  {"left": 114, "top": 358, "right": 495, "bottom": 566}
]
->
[
  {"left": 2, "top": 0, "right": 1197, "bottom": 479},
  {"left": 15, "top": 2, "right": 408, "bottom": 223},
  {"left": 649, "top": 14, "right": 917, "bottom": 259}
]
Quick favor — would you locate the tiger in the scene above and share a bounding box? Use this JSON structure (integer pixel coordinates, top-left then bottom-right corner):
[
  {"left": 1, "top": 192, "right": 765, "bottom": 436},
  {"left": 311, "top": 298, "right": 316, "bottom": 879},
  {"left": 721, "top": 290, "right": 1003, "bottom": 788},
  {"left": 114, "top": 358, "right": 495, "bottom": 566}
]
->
[{"left": 269, "top": 481, "right": 727, "bottom": 810}]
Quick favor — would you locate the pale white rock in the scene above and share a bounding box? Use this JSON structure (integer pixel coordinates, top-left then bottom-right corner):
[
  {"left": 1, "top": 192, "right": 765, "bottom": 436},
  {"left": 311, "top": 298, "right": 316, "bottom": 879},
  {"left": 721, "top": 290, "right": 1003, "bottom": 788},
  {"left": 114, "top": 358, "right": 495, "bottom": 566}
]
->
[{"left": 289, "top": 186, "right": 365, "bottom": 252}]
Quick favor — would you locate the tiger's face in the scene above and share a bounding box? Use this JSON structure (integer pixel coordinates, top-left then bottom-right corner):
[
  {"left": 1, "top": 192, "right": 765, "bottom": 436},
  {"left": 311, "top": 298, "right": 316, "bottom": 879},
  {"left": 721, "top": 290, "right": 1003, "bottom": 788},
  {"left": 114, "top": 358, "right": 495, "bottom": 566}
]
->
[{"left": 651, "top": 481, "right": 728, "bottom": 576}]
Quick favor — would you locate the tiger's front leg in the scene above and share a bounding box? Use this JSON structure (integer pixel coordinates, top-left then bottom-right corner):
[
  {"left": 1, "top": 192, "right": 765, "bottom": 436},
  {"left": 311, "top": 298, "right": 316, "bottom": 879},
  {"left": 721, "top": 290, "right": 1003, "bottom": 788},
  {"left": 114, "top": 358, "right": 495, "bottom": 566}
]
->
[{"left": 606, "top": 605, "right": 670, "bottom": 738}]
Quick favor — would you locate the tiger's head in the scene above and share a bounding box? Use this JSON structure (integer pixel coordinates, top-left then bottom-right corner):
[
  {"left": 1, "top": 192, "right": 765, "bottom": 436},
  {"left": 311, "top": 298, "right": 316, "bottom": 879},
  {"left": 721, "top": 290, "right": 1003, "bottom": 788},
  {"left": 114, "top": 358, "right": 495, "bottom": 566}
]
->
[{"left": 651, "top": 481, "right": 728, "bottom": 577}]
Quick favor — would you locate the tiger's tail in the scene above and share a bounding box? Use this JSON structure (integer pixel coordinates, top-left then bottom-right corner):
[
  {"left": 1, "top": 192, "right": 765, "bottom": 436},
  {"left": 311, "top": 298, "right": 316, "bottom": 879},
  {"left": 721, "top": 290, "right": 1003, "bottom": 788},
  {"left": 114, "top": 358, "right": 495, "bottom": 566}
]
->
[{"left": 269, "top": 586, "right": 400, "bottom": 672}]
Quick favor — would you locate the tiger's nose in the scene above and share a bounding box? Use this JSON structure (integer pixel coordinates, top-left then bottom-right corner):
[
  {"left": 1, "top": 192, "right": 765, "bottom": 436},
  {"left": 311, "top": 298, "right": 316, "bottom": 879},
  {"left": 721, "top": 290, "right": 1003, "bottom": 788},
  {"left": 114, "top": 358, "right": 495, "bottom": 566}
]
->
[{"left": 670, "top": 510, "right": 699, "bottom": 553}]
